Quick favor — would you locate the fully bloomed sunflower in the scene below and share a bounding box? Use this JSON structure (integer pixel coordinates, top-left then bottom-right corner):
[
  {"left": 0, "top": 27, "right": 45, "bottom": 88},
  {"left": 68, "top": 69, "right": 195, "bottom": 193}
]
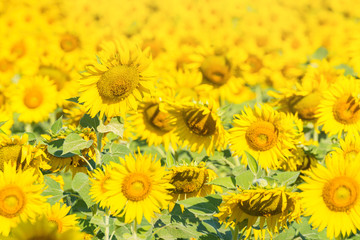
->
[
  {"left": 316, "top": 76, "right": 360, "bottom": 138},
  {"left": 99, "top": 151, "right": 174, "bottom": 224},
  {"left": 214, "top": 187, "right": 302, "bottom": 235},
  {"left": 299, "top": 154, "right": 360, "bottom": 239},
  {"left": 127, "top": 96, "right": 178, "bottom": 150},
  {"left": 78, "top": 39, "right": 156, "bottom": 118},
  {"left": 167, "top": 99, "right": 228, "bottom": 155},
  {"left": 45, "top": 202, "right": 79, "bottom": 234},
  {"left": 330, "top": 136, "right": 360, "bottom": 161},
  {"left": 229, "top": 104, "right": 300, "bottom": 170},
  {"left": 0, "top": 162, "right": 47, "bottom": 237},
  {"left": 10, "top": 75, "right": 57, "bottom": 123}
]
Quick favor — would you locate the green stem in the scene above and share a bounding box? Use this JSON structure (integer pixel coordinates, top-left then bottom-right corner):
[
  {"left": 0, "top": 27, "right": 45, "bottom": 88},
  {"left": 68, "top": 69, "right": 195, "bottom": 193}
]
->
[
  {"left": 231, "top": 225, "right": 239, "bottom": 240},
  {"left": 132, "top": 221, "right": 138, "bottom": 239},
  {"left": 255, "top": 85, "right": 263, "bottom": 104},
  {"left": 25, "top": 123, "right": 32, "bottom": 133},
  {"left": 79, "top": 155, "right": 94, "bottom": 171},
  {"left": 313, "top": 127, "right": 319, "bottom": 143},
  {"left": 104, "top": 209, "right": 110, "bottom": 240}
]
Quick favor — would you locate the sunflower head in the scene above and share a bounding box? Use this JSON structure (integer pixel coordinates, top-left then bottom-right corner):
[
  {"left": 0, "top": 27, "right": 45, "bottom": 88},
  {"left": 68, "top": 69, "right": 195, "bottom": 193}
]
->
[
  {"left": 215, "top": 187, "right": 301, "bottom": 233},
  {"left": 200, "top": 55, "right": 231, "bottom": 86},
  {"left": 79, "top": 39, "right": 156, "bottom": 118}
]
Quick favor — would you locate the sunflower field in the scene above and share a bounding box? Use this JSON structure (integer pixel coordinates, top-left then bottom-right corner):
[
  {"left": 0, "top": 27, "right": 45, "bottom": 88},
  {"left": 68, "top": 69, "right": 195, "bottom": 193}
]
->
[{"left": 1, "top": 0, "right": 360, "bottom": 239}]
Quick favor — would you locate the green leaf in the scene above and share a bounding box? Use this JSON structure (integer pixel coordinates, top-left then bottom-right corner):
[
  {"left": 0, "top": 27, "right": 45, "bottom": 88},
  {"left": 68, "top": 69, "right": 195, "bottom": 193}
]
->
[
  {"left": 311, "top": 47, "right": 328, "bottom": 60},
  {"left": 80, "top": 114, "right": 100, "bottom": 129},
  {"left": 178, "top": 195, "right": 221, "bottom": 215},
  {"left": 235, "top": 170, "right": 254, "bottom": 189},
  {"left": 62, "top": 133, "right": 93, "bottom": 155},
  {"left": 166, "top": 150, "right": 175, "bottom": 167},
  {"left": 209, "top": 176, "right": 236, "bottom": 189},
  {"left": 245, "top": 151, "right": 258, "bottom": 176},
  {"left": 101, "top": 154, "right": 120, "bottom": 165},
  {"left": 72, "top": 172, "right": 94, "bottom": 208},
  {"left": 50, "top": 116, "right": 63, "bottom": 134},
  {"left": 272, "top": 171, "right": 300, "bottom": 186},
  {"left": 42, "top": 176, "right": 64, "bottom": 205},
  {"left": 274, "top": 227, "right": 296, "bottom": 240},
  {"left": 155, "top": 223, "right": 201, "bottom": 240},
  {"left": 66, "top": 97, "right": 79, "bottom": 103},
  {"left": 25, "top": 132, "right": 37, "bottom": 144},
  {"left": 110, "top": 143, "right": 132, "bottom": 158},
  {"left": 97, "top": 117, "right": 124, "bottom": 137},
  {"left": 46, "top": 139, "right": 75, "bottom": 158}
]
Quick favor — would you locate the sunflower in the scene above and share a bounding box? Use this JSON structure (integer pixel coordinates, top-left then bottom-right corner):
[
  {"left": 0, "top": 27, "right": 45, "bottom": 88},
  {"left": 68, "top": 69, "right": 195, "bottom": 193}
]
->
[
  {"left": 46, "top": 202, "right": 79, "bottom": 233},
  {"left": 103, "top": 151, "right": 174, "bottom": 224},
  {"left": 278, "top": 147, "right": 318, "bottom": 172},
  {"left": 167, "top": 99, "right": 228, "bottom": 155},
  {"left": 127, "top": 96, "right": 178, "bottom": 150},
  {"left": 89, "top": 164, "right": 113, "bottom": 209},
  {"left": 0, "top": 162, "right": 47, "bottom": 237},
  {"left": 10, "top": 75, "right": 57, "bottom": 123},
  {"left": 167, "top": 162, "right": 222, "bottom": 211},
  {"left": 229, "top": 104, "right": 300, "bottom": 170},
  {"left": 8, "top": 216, "right": 82, "bottom": 240},
  {"left": 78, "top": 39, "right": 156, "bottom": 118},
  {"left": 214, "top": 187, "right": 301, "bottom": 234},
  {"left": 0, "top": 134, "right": 49, "bottom": 176},
  {"left": 331, "top": 136, "right": 360, "bottom": 162},
  {"left": 316, "top": 76, "right": 360, "bottom": 138},
  {"left": 299, "top": 154, "right": 360, "bottom": 239}
]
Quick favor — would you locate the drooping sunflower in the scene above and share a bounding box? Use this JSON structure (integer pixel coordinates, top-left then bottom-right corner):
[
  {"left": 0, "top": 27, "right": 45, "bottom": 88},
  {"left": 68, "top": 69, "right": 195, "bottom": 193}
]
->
[
  {"left": 78, "top": 39, "right": 156, "bottom": 118},
  {"left": 0, "top": 162, "right": 47, "bottom": 237},
  {"left": 0, "top": 134, "right": 50, "bottom": 176},
  {"left": 167, "top": 99, "right": 228, "bottom": 155},
  {"left": 299, "top": 154, "right": 360, "bottom": 239},
  {"left": 229, "top": 104, "right": 300, "bottom": 170},
  {"left": 316, "top": 76, "right": 360, "bottom": 138},
  {"left": 103, "top": 151, "right": 174, "bottom": 224},
  {"left": 127, "top": 96, "right": 178, "bottom": 150},
  {"left": 214, "top": 187, "right": 301, "bottom": 234},
  {"left": 167, "top": 162, "right": 222, "bottom": 211},
  {"left": 45, "top": 202, "right": 79, "bottom": 233},
  {"left": 10, "top": 75, "right": 57, "bottom": 123},
  {"left": 278, "top": 147, "right": 318, "bottom": 172},
  {"left": 8, "top": 216, "right": 82, "bottom": 240}
]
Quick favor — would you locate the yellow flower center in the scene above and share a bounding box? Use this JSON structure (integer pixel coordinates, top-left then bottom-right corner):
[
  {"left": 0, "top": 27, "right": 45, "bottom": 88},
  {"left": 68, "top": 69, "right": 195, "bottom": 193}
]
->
[
  {"left": 0, "top": 58, "right": 13, "bottom": 72},
  {"left": 144, "top": 104, "right": 174, "bottom": 132},
  {"left": 322, "top": 176, "right": 358, "bottom": 212},
  {"left": 238, "top": 191, "right": 285, "bottom": 217},
  {"left": 0, "top": 144, "right": 22, "bottom": 171},
  {"left": 0, "top": 185, "right": 26, "bottom": 218},
  {"left": 246, "top": 121, "right": 278, "bottom": 151},
  {"left": 200, "top": 55, "right": 231, "bottom": 86},
  {"left": 38, "top": 66, "right": 70, "bottom": 91},
  {"left": 245, "top": 55, "right": 263, "bottom": 73},
  {"left": 97, "top": 65, "right": 139, "bottom": 103},
  {"left": 170, "top": 168, "right": 206, "bottom": 194},
  {"left": 183, "top": 109, "right": 216, "bottom": 136},
  {"left": 24, "top": 88, "right": 44, "bottom": 109},
  {"left": 290, "top": 92, "right": 322, "bottom": 120},
  {"left": 333, "top": 95, "right": 360, "bottom": 124},
  {"left": 60, "top": 33, "right": 80, "bottom": 52},
  {"left": 122, "top": 173, "right": 152, "bottom": 201}
]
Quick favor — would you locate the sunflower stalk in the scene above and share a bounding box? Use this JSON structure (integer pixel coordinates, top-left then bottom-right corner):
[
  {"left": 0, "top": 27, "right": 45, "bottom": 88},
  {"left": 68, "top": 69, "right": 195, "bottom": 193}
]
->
[
  {"left": 231, "top": 225, "right": 239, "bottom": 240},
  {"left": 104, "top": 209, "right": 110, "bottom": 240},
  {"left": 79, "top": 155, "right": 94, "bottom": 171}
]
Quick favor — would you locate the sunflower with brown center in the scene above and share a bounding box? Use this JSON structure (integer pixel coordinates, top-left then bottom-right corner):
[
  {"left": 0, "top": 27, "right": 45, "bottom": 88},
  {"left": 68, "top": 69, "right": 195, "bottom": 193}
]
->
[
  {"left": 78, "top": 39, "right": 156, "bottom": 118},
  {"left": 299, "top": 154, "right": 360, "bottom": 239},
  {"left": 0, "top": 162, "right": 47, "bottom": 237},
  {"left": 167, "top": 99, "right": 228, "bottom": 155},
  {"left": 214, "top": 187, "right": 301, "bottom": 235},
  {"left": 316, "top": 76, "right": 360, "bottom": 138},
  {"left": 278, "top": 147, "right": 318, "bottom": 172},
  {"left": 167, "top": 162, "right": 222, "bottom": 211},
  {"left": 229, "top": 104, "right": 300, "bottom": 170},
  {"left": 102, "top": 151, "right": 174, "bottom": 224},
  {"left": 127, "top": 96, "right": 178, "bottom": 150}
]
